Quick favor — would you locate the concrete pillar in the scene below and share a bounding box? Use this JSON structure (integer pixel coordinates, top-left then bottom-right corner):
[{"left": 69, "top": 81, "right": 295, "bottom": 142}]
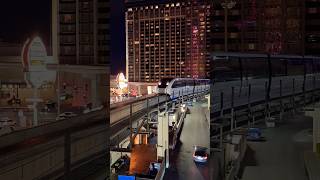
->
[
  {"left": 157, "top": 112, "right": 169, "bottom": 167},
  {"left": 90, "top": 74, "right": 100, "bottom": 107},
  {"left": 305, "top": 106, "right": 320, "bottom": 155},
  {"left": 138, "top": 86, "right": 142, "bottom": 96},
  {"left": 207, "top": 94, "right": 210, "bottom": 111},
  {"left": 32, "top": 88, "right": 38, "bottom": 126},
  {"left": 314, "top": 114, "right": 320, "bottom": 155}
]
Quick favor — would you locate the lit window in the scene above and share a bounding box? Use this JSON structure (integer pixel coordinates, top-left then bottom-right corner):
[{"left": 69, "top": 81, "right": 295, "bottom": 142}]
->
[{"left": 248, "top": 43, "right": 255, "bottom": 50}]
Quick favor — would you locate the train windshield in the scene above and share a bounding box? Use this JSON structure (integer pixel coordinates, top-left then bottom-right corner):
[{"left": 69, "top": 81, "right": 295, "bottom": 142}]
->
[{"left": 158, "top": 78, "right": 174, "bottom": 88}]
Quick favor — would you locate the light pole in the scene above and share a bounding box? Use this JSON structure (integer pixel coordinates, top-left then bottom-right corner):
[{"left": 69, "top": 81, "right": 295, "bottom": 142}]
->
[{"left": 221, "top": 0, "right": 236, "bottom": 53}]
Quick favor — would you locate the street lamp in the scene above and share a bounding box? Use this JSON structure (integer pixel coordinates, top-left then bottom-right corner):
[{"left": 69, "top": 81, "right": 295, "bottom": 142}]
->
[{"left": 221, "top": 0, "right": 237, "bottom": 53}]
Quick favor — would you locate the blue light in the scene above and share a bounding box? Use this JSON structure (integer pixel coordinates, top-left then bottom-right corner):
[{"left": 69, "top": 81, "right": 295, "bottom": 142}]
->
[{"left": 118, "top": 175, "right": 135, "bottom": 180}]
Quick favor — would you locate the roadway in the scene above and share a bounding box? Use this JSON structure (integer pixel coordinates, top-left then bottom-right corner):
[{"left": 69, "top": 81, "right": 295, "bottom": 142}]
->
[
  {"left": 241, "top": 113, "right": 313, "bottom": 180},
  {"left": 164, "top": 100, "right": 210, "bottom": 180}
]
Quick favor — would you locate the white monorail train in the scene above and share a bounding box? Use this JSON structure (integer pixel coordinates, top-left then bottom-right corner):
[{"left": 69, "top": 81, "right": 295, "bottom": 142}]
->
[{"left": 157, "top": 78, "right": 210, "bottom": 99}]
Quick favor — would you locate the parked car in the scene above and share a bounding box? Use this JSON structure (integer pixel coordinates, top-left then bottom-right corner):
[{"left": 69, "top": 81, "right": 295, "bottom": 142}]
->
[
  {"left": 193, "top": 146, "right": 208, "bottom": 163},
  {"left": 7, "top": 98, "right": 21, "bottom": 105},
  {"left": 0, "top": 117, "right": 16, "bottom": 127},
  {"left": 0, "top": 126, "right": 15, "bottom": 136},
  {"left": 247, "top": 128, "right": 265, "bottom": 141},
  {"left": 83, "top": 105, "right": 104, "bottom": 114},
  {"left": 45, "top": 100, "right": 56, "bottom": 111}
]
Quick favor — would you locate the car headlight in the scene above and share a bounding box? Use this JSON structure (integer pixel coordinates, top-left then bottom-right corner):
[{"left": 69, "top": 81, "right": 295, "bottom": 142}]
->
[{"left": 166, "top": 82, "right": 169, "bottom": 86}]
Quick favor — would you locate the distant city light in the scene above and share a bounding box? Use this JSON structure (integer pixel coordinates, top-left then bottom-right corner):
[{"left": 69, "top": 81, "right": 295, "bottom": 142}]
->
[{"left": 117, "top": 72, "right": 128, "bottom": 90}]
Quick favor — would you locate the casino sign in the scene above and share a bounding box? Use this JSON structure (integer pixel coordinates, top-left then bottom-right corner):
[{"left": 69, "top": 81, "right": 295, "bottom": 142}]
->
[{"left": 21, "top": 36, "right": 56, "bottom": 88}]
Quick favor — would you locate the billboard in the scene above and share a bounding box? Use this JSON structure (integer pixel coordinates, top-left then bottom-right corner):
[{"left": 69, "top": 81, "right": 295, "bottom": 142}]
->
[
  {"left": 21, "top": 36, "right": 56, "bottom": 88},
  {"left": 22, "top": 36, "right": 48, "bottom": 72}
]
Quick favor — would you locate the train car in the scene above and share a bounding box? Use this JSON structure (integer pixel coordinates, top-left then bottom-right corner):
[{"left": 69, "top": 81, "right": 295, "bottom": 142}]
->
[
  {"left": 157, "top": 78, "right": 210, "bottom": 99},
  {"left": 156, "top": 78, "right": 174, "bottom": 94}
]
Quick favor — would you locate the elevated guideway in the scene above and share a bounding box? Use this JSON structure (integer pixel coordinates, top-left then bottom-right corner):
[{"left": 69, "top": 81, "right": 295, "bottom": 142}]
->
[
  {"left": 209, "top": 52, "right": 320, "bottom": 180},
  {"left": 0, "top": 108, "right": 108, "bottom": 180},
  {"left": 110, "top": 91, "right": 209, "bottom": 147}
]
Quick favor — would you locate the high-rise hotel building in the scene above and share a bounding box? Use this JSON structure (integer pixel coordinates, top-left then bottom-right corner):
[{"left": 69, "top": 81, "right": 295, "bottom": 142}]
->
[
  {"left": 305, "top": 0, "right": 320, "bottom": 55},
  {"left": 126, "top": 0, "right": 211, "bottom": 82},
  {"left": 211, "top": 0, "right": 320, "bottom": 56},
  {"left": 51, "top": 1, "right": 110, "bottom": 179},
  {"left": 52, "top": 0, "right": 110, "bottom": 65}
]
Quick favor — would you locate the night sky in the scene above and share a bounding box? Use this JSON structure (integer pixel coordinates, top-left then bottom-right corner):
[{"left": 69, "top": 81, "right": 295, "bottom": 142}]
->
[
  {"left": 0, "top": 0, "right": 126, "bottom": 75},
  {"left": 110, "top": 0, "right": 126, "bottom": 75},
  {"left": 0, "top": 0, "right": 51, "bottom": 45}
]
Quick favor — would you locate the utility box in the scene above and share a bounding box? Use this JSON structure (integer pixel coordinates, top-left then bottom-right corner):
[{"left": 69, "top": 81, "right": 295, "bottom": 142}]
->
[
  {"left": 266, "top": 117, "right": 275, "bottom": 128},
  {"left": 168, "top": 108, "right": 181, "bottom": 127}
]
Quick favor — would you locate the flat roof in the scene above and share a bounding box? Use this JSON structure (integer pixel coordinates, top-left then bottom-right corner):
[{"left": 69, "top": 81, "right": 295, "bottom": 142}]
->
[{"left": 129, "top": 144, "right": 157, "bottom": 175}]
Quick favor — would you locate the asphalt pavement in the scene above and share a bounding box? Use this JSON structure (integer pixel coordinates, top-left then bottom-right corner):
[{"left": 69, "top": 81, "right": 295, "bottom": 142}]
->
[
  {"left": 164, "top": 100, "right": 210, "bottom": 180},
  {"left": 241, "top": 112, "right": 313, "bottom": 180}
]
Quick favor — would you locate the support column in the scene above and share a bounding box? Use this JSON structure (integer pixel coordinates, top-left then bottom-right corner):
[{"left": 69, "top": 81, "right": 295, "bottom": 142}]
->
[
  {"left": 305, "top": 106, "right": 320, "bottom": 155},
  {"left": 32, "top": 88, "right": 39, "bottom": 126},
  {"left": 157, "top": 112, "right": 169, "bottom": 167},
  {"left": 138, "top": 86, "right": 141, "bottom": 96},
  {"left": 91, "top": 74, "right": 100, "bottom": 107},
  {"left": 231, "top": 87, "right": 234, "bottom": 131}
]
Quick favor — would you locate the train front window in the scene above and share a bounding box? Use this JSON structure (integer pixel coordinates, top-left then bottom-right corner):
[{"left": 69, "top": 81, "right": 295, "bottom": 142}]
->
[{"left": 158, "top": 78, "right": 174, "bottom": 88}]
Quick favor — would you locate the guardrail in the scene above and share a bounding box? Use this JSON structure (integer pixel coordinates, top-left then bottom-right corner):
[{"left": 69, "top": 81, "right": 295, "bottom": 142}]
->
[
  {"left": 211, "top": 90, "right": 320, "bottom": 139},
  {"left": 111, "top": 95, "right": 168, "bottom": 125},
  {"left": 110, "top": 90, "right": 210, "bottom": 147},
  {"left": 169, "top": 110, "right": 186, "bottom": 149},
  {"left": 155, "top": 158, "right": 166, "bottom": 180}
]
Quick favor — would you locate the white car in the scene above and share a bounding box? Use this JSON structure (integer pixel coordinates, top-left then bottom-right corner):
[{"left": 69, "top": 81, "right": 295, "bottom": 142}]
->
[
  {"left": 92, "top": 105, "right": 104, "bottom": 111},
  {"left": 0, "top": 117, "right": 16, "bottom": 127},
  {"left": 193, "top": 146, "right": 208, "bottom": 163},
  {"left": 0, "top": 126, "right": 15, "bottom": 136},
  {"left": 83, "top": 105, "right": 104, "bottom": 114},
  {"left": 55, "top": 112, "right": 77, "bottom": 120}
]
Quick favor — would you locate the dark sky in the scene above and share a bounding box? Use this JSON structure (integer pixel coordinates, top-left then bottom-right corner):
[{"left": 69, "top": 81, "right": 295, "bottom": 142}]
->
[
  {"left": 0, "top": 0, "right": 51, "bottom": 46},
  {"left": 110, "top": 0, "right": 126, "bottom": 75},
  {"left": 0, "top": 0, "right": 126, "bottom": 75}
]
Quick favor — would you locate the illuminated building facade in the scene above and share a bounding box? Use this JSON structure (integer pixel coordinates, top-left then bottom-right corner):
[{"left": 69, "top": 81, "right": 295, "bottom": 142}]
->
[
  {"left": 211, "top": 0, "right": 305, "bottom": 55},
  {"left": 126, "top": 0, "right": 211, "bottom": 82},
  {"left": 305, "top": 0, "right": 320, "bottom": 55},
  {"left": 262, "top": 0, "right": 304, "bottom": 55},
  {"left": 52, "top": 0, "right": 110, "bottom": 65},
  {"left": 51, "top": 1, "right": 110, "bottom": 179}
]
